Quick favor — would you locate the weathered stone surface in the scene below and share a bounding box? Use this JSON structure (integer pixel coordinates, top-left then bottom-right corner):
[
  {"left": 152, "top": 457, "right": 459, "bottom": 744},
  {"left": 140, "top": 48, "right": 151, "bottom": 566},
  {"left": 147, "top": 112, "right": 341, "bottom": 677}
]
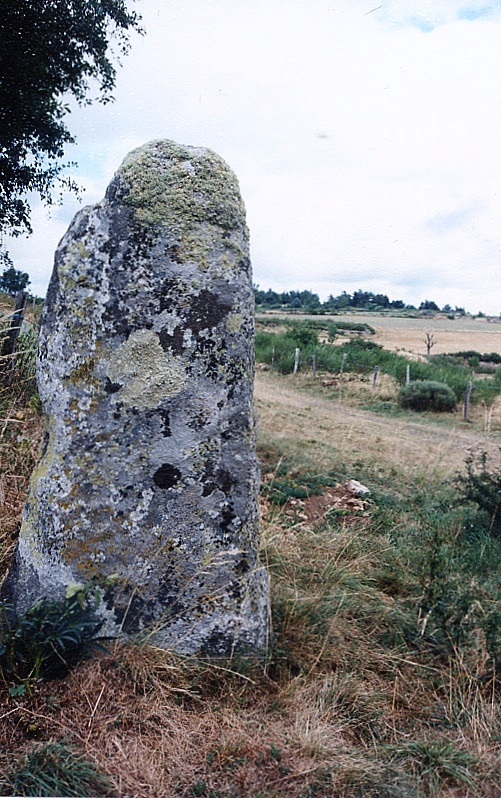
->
[{"left": 2, "top": 140, "right": 269, "bottom": 655}]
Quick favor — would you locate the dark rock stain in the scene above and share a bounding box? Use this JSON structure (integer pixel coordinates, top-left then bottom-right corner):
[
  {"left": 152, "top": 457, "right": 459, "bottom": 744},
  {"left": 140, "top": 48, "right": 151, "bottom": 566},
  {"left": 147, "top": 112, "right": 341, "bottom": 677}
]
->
[
  {"left": 186, "top": 290, "right": 231, "bottom": 333},
  {"left": 153, "top": 463, "right": 182, "bottom": 490}
]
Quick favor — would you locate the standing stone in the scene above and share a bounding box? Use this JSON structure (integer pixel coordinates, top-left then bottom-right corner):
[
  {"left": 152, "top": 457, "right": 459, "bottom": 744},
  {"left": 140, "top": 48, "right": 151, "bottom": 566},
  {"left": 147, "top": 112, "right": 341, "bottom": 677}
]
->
[{"left": 2, "top": 140, "right": 269, "bottom": 656}]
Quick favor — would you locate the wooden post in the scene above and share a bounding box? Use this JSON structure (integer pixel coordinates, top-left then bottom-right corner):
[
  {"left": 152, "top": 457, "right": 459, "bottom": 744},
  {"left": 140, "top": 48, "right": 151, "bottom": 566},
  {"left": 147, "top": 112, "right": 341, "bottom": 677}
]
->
[
  {"left": 293, "top": 347, "right": 300, "bottom": 375},
  {"left": 1, "top": 291, "right": 27, "bottom": 379},
  {"left": 406, "top": 364, "right": 410, "bottom": 385},
  {"left": 464, "top": 380, "right": 472, "bottom": 421},
  {"left": 271, "top": 344, "right": 275, "bottom": 372},
  {"left": 339, "top": 352, "right": 347, "bottom": 383},
  {"left": 371, "top": 366, "right": 379, "bottom": 395},
  {"left": 311, "top": 353, "right": 316, "bottom": 378}
]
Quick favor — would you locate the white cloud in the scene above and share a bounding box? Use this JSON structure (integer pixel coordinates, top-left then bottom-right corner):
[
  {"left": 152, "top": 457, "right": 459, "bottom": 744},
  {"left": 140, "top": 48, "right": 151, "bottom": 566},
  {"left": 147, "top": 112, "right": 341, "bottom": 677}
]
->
[{"left": 4, "top": 0, "right": 501, "bottom": 314}]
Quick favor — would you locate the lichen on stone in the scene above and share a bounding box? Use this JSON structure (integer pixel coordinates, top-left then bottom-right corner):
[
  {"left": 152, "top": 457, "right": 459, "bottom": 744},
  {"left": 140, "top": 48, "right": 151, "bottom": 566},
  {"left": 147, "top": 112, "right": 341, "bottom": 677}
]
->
[
  {"left": 105, "top": 329, "right": 187, "bottom": 408},
  {"left": 115, "top": 140, "right": 248, "bottom": 263}
]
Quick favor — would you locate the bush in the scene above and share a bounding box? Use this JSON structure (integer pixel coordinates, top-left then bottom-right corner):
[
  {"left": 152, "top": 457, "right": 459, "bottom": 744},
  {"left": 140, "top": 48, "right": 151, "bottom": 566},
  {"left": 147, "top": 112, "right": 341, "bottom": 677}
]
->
[
  {"left": 398, "top": 381, "right": 457, "bottom": 412},
  {"left": 456, "top": 449, "right": 501, "bottom": 538},
  {"left": 0, "top": 585, "right": 105, "bottom": 686},
  {"left": 284, "top": 322, "right": 319, "bottom": 347}
]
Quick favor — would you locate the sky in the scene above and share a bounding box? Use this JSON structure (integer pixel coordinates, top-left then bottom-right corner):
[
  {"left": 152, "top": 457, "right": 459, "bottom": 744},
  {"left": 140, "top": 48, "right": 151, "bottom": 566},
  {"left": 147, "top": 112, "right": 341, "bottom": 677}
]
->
[{"left": 4, "top": 0, "right": 501, "bottom": 314}]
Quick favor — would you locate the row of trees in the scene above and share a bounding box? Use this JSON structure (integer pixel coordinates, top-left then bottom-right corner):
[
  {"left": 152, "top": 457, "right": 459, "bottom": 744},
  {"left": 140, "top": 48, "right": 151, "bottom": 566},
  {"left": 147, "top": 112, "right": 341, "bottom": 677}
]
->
[{"left": 254, "top": 286, "right": 466, "bottom": 315}]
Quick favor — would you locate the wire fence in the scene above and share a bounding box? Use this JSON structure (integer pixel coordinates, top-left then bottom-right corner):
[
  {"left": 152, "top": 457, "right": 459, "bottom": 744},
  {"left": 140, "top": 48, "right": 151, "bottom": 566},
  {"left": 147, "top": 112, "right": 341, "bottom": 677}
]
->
[{"left": 255, "top": 330, "right": 501, "bottom": 418}]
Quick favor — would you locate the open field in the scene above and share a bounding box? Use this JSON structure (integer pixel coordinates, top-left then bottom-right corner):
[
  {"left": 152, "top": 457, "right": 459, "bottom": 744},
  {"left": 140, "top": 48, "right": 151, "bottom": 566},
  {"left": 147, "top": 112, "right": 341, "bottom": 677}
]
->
[
  {"left": 258, "top": 311, "right": 501, "bottom": 357},
  {"left": 346, "top": 314, "right": 501, "bottom": 357}
]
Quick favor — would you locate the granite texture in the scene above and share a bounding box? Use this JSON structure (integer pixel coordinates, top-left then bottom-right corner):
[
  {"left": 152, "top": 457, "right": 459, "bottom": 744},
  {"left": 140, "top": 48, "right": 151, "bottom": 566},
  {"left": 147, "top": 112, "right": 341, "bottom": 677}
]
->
[{"left": 2, "top": 140, "right": 269, "bottom": 656}]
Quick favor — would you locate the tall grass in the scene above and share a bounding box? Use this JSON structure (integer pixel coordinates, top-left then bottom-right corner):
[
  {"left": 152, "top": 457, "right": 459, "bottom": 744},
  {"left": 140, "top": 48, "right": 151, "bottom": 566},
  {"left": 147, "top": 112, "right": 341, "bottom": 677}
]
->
[{"left": 0, "top": 322, "right": 41, "bottom": 585}]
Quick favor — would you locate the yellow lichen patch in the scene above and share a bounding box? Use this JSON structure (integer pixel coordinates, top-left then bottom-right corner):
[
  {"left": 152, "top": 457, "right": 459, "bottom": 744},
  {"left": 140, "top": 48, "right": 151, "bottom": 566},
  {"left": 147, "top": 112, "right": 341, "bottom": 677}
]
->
[
  {"left": 105, "top": 329, "right": 187, "bottom": 408},
  {"left": 226, "top": 313, "right": 243, "bottom": 333},
  {"left": 116, "top": 140, "right": 247, "bottom": 263}
]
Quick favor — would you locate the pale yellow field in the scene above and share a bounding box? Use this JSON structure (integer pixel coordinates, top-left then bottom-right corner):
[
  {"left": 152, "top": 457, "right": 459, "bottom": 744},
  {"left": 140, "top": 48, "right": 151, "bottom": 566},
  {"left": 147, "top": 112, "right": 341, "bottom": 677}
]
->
[
  {"left": 323, "top": 313, "right": 501, "bottom": 357},
  {"left": 259, "top": 311, "right": 501, "bottom": 357}
]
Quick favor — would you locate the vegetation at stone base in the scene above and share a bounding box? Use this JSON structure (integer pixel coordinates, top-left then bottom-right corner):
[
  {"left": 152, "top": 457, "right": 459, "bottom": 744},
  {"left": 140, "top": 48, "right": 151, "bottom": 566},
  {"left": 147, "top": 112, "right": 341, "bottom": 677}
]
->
[
  {"left": 255, "top": 325, "right": 501, "bottom": 406},
  {"left": 1, "top": 325, "right": 501, "bottom": 794},
  {"left": 398, "top": 381, "right": 457, "bottom": 413},
  {"left": 0, "top": 587, "right": 106, "bottom": 691},
  {"left": 0, "top": 0, "right": 142, "bottom": 244},
  {"left": 0, "top": 740, "right": 113, "bottom": 796}
]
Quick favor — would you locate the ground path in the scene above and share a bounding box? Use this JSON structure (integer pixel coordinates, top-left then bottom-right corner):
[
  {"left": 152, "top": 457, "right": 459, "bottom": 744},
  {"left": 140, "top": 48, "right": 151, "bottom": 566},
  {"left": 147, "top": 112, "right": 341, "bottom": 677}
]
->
[{"left": 255, "top": 371, "right": 501, "bottom": 481}]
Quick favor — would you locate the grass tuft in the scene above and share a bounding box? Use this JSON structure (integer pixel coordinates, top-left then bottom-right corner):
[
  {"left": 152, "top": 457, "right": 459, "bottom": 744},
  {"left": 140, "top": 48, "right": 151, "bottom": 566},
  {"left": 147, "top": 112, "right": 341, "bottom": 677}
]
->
[{"left": 0, "top": 739, "right": 113, "bottom": 796}]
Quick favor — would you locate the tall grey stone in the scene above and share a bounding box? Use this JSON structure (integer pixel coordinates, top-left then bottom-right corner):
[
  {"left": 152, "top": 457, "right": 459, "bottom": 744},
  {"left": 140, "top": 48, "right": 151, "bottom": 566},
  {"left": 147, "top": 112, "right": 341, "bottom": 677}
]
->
[{"left": 2, "top": 140, "right": 269, "bottom": 656}]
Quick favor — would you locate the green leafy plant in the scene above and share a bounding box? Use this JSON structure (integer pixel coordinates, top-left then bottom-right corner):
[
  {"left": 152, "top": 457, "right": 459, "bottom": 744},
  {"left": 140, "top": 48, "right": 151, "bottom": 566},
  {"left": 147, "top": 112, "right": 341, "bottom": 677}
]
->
[
  {"left": 456, "top": 448, "right": 501, "bottom": 537},
  {"left": 0, "top": 739, "right": 112, "bottom": 796},
  {"left": 398, "top": 380, "right": 457, "bottom": 412},
  {"left": 0, "top": 583, "right": 106, "bottom": 687},
  {"left": 262, "top": 470, "right": 339, "bottom": 505},
  {"left": 284, "top": 322, "right": 319, "bottom": 348}
]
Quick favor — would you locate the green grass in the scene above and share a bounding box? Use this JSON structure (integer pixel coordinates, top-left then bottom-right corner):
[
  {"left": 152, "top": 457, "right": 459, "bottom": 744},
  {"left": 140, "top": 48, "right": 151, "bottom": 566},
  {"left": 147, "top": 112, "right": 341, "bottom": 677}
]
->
[{"left": 0, "top": 740, "right": 112, "bottom": 796}]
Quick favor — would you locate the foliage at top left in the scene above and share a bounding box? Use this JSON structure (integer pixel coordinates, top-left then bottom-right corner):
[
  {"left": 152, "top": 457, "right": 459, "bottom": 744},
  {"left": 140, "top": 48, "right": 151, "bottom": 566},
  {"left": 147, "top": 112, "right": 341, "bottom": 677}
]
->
[{"left": 0, "top": 0, "right": 142, "bottom": 240}]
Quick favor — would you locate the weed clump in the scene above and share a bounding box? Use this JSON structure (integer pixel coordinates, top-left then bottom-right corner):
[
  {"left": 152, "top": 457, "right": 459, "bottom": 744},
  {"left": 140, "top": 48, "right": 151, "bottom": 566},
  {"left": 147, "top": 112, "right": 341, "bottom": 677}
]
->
[
  {"left": 0, "top": 585, "right": 105, "bottom": 690},
  {"left": 398, "top": 380, "right": 457, "bottom": 412},
  {"left": 0, "top": 739, "right": 112, "bottom": 796},
  {"left": 456, "top": 447, "right": 501, "bottom": 537}
]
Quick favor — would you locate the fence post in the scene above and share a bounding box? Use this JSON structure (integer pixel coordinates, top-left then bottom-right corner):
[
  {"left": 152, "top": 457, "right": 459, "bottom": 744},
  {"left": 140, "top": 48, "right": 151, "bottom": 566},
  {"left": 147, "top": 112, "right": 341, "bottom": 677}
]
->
[
  {"left": 371, "top": 366, "right": 379, "bottom": 395},
  {"left": 1, "top": 290, "right": 28, "bottom": 380},
  {"left": 311, "top": 353, "right": 316, "bottom": 378},
  {"left": 406, "top": 364, "right": 410, "bottom": 385},
  {"left": 464, "top": 380, "right": 472, "bottom": 421},
  {"left": 293, "top": 347, "right": 300, "bottom": 374},
  {"left": 339, "top": 352, "right": 347, "bottom": 383},
  {"left": 271, "top": 344, "right": 275, "bottom": 372}
]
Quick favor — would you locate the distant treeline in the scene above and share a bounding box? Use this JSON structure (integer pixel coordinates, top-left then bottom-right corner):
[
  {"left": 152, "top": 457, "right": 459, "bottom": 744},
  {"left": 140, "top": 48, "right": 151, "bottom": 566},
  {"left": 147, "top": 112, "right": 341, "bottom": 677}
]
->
[{"left": 254, "top": 286, "right": 466, "bottom": 315}]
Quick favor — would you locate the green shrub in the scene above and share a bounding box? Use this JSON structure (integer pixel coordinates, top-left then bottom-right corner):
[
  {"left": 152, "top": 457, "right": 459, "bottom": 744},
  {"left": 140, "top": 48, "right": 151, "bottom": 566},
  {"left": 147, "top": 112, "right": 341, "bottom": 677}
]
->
[
  {"left": 456, "top": 449, "right": 501, "bottom": 538},
  {"left": 0, "top": 585, "right": 105, "bottom": 687},
  {"left": 398, "top": 380, "right": 457, "bottom": 412},
  {"left": 284, "top": 322, "right": 319, "bottom": 347}
]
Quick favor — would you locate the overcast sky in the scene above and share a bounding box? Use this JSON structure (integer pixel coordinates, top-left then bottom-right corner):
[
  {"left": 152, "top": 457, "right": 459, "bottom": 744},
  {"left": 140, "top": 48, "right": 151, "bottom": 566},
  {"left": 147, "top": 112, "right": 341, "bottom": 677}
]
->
[{"left": 5, "top": 0, "right": 501, "bottom": 313}]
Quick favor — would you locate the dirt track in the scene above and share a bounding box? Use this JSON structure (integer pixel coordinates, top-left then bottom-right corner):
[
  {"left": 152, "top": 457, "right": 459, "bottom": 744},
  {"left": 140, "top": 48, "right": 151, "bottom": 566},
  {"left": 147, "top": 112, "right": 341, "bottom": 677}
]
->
[{"left": 255, "top": 371, "right": 501, "bottom": 480}]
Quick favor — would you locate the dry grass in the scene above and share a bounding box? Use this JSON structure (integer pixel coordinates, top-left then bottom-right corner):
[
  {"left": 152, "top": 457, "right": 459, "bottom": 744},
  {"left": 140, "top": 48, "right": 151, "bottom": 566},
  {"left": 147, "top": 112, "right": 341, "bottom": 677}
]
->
[
  {"left": 2, "top": 356, "right": 501, "bottom": 795},
  {"left": 255, "top": 370, "right": 501, "bottom": 482},
  {"left": 3, "top": 505, "right": 500, "bottom": 796},
  {"left": 0, "top": 389, "right": 42, "bottom": 572}
]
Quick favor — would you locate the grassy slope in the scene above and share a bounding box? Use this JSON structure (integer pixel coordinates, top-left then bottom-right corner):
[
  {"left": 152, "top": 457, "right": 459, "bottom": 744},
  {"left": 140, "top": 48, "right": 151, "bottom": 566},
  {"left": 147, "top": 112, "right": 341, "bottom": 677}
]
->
[{"left": 1, "top": 349, "right": 501, "bottom": 795}]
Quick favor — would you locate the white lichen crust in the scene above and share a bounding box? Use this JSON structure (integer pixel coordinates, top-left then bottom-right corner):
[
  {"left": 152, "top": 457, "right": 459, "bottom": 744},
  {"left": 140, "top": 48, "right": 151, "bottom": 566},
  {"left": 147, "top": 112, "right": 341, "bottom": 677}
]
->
[{"left": 2, "top": 140, "right": 269, "bottom": 656}]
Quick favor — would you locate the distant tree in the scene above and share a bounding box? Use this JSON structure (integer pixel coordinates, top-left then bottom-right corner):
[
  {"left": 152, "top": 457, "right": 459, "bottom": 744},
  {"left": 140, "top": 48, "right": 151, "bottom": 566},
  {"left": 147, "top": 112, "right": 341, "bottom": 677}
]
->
[
  {"left": 419, "top": 300, "right": 440, "bottom": 312},
  {"left": 325, "top": 291, "right": 351, "bottom": 310},
  {"left": 0, "top": 265, "right": 31, "bottom": 295},
  {"left": 0, "top": 1, "right": 142, "bottom": 242},
  {"left": 298, "top": 289, "right": 321, "bottom": 308},
  {"left": 424, "top": 330, "right": 436, "bottom": 357}
]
